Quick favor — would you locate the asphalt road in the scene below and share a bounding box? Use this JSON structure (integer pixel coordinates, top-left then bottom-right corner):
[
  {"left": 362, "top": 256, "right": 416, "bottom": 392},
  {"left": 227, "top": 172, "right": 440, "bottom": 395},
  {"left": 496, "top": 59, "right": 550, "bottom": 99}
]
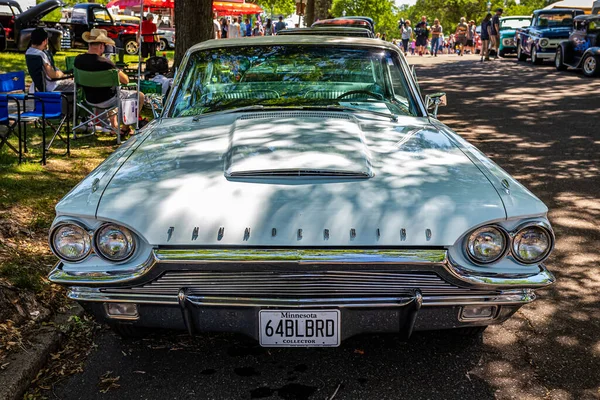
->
[{"left": 52, "top": 54, "right": 600, "bottom": 400}]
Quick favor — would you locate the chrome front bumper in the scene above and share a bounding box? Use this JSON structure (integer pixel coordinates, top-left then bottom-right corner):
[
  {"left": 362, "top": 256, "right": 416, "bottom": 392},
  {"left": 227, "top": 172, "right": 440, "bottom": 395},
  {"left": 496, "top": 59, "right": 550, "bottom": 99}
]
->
[{"left": 49, "top": 249, "right": 554, "bottom": 338}]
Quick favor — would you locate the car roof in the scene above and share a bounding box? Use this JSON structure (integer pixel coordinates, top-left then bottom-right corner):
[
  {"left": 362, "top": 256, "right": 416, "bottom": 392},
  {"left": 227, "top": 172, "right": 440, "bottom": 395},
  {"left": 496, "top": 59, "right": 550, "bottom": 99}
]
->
[
  {"left": 276, "top": 27, "right": 374, "bottom": 38},
  {"left": 500, "top": 15, "right": 531, "bottom": 19},
  {"left": 188, "top": 35, "right": 398, "bottom": 53},
  {"left": 311, "top": 18, "right": 374, "bottom": 32},
  {"left": 533, "top": 8, "right": 583, "bottom": 14}
]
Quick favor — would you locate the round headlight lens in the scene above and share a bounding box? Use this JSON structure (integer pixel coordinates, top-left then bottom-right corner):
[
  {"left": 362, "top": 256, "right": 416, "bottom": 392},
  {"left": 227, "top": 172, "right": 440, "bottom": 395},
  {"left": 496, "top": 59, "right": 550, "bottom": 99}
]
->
[
  {"left": 539, "top": 38, "right": 549, "bottom": 47},
  {"left": 51, "top": 224, "right": 91, "bottom": 262},
  {"left": 95, "top": 224, "right": 135, "bottom": 261},
  {"left": 467, "top": 226, "right": 507, "bottom": 264},
  {"left": 512, "top": 226, "right": 551, "bottom": 264}
]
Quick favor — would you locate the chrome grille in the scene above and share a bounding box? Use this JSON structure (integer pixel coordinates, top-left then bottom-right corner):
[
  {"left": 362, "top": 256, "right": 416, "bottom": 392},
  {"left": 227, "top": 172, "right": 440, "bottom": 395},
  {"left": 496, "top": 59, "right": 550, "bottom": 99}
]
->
[{"left": 101, "top": 270, "right": 494, "bottom": 297}]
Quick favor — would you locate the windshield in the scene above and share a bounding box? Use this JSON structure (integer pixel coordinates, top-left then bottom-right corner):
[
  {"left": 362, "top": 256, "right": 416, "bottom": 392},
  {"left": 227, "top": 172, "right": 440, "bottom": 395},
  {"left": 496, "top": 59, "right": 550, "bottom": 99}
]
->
[
  {"left": 501, "top": 18, "right": 531, "bottom": 30},
  {"left": 169, "top": 45, "right": 419, "bottom": 118},
  {"left": 535, "top": 13, "right": 574, "bottom": 28}
]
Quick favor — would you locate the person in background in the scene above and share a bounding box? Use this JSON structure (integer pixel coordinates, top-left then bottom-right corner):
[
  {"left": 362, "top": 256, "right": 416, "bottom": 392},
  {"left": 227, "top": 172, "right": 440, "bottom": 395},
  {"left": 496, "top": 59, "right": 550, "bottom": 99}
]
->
[
  {"left": 414, "top": 16, "right": 429, "bottom": 56},
  {"left": 491, "top": 8, "right": 503, "bottom": 59},
  {"left": 245, "top": 18, "right": 252, "bottom": 37},
  {"left": 239, "top": 16, "right": 246, "bottom": 37},
  {"left": 455, "top": 17, "right": 468, "bottom": 56},
  {"left": 410, "top": 40, "right": 416, "bottom": 55},
  {"left": 401, "top": 20, "right": 412, "bottom": 56},
  {"left": 253, "top": 20, "right": 264, "bottom": 36},
  {"left": 213, "top": 13, "right": 221, "bottom": 39},
  {"left": 230, "top": 17, "right": 241, "bottom": 38},
  {"left": 26, "top": 27, "right": 73, "bottom": 92},
  {"left": 466, "top": 20, "right": 476, "bottom": 54},
  {"left": 141, "top": 13, "right": 157, "bottom": 59},
  {"left": 375, "top": 32, "right": 381, "bottom": 39},
  {"left": 74, "top": 29, "right": 144, "bottom": 135},
  {"left": 480, "top": 13, "right": 492, "bottom": 61},
  {"left": 381, "top": 33, "right": 387, "bottom": 41},
  {"left": 264, "top": 18, "right": 273, "bottom": 35},
  {"left": 430, "top": 18, "right": 442, "bottom": 57},
  {"left": 220, "top": 17, "right": 229, "bottom": 39},
  {"left": 275, "top": 15, "right": 286, "bottom": 33}
]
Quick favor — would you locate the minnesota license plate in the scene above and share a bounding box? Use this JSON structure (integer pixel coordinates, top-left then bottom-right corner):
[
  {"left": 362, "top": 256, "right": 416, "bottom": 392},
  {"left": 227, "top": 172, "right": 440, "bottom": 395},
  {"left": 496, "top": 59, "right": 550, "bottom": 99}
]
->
[{"left": 259, "top": 310, "right": 340, "bottom": 347}]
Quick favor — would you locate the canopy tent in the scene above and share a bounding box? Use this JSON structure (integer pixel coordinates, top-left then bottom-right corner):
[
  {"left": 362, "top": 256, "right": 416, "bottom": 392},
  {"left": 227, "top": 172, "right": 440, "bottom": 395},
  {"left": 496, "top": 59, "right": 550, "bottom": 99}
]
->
[
  {"left": 107, "top": 0, "right": 173, "bottom": 9},
  {"left": 213, "top": 1, "right": 263, "bottom": 14},
  {"left": 107, "top": 0, "right": 264, "bottom": 14},
  {"left": 543, "top": 0, "right": 594, "bottom": 13}
]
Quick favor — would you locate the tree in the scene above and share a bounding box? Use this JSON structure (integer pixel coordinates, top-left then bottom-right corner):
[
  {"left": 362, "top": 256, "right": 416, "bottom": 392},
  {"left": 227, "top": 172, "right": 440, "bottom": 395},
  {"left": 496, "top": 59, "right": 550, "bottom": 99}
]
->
[
  {"left": 250, "top": 0, "right": 296, "bottom": 18},
  {"left": 331, "top": 0, "right": 400, "bottom": 38},
  {"left": 173, "top": 0, "right": 213, "bottom": 67}
]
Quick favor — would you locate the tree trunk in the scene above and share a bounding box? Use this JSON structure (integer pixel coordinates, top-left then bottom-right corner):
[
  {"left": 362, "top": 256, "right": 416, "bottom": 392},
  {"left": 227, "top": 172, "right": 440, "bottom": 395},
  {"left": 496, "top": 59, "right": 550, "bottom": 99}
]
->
[
  {"left": 174, "top": 0, "right": 213, "bottom": 68},
  {"left": 314, "top": 0, "right": 332, "bottom": 21},
  {"left": 305, "top": 0, "right": 315, "bottom": 26}
]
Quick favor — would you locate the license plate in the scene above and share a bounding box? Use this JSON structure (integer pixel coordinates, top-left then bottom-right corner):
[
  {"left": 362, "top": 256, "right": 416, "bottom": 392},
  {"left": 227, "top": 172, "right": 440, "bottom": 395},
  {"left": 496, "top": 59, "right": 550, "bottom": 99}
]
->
[{"left": 259, "top": 310, "right": 340, "bottom": 347}]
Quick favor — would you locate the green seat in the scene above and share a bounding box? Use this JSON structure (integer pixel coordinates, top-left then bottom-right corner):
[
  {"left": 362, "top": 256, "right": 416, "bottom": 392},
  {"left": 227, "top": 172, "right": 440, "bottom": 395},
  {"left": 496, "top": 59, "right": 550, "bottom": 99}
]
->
[
  {"left": 64, "top": 56, "right": 76, "bottom": 73},
  {"left": 72, "top": 68, "right": 123, "bottom": 143}
]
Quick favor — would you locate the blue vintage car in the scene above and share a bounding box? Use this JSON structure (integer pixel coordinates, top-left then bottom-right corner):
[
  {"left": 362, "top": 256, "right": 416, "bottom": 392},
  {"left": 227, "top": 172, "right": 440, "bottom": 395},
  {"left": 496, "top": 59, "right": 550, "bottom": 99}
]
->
[
  {"left": 517, "top": 8, "right": 584, "bottom": 64},
  {"left": 499, "top": 15, "right": 532, "bottom": 57},
  {"left": 556, "top": 15, "right": 600, "bottom": 77}
]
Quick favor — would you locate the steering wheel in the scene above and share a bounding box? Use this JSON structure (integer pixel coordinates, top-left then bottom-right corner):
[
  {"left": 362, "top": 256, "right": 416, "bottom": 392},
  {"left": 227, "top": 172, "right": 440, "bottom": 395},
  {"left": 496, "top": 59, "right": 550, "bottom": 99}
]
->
[{"left": 337, "top": 90, "right": 385, "bottom": 101}]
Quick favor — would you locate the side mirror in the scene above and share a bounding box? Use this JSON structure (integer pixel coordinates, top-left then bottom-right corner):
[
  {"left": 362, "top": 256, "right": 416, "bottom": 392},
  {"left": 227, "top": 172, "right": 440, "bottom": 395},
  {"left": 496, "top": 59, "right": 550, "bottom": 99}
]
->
[{"left": 425, "top": 92, "right": 447, "bottom": 118}]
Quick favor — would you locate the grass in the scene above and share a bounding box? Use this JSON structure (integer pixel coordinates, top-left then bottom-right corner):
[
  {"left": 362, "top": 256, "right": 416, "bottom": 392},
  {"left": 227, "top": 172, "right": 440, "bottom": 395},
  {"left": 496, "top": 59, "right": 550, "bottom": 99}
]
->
[{"left": 0, "top": 123, "right": 119, "bottom": 292}]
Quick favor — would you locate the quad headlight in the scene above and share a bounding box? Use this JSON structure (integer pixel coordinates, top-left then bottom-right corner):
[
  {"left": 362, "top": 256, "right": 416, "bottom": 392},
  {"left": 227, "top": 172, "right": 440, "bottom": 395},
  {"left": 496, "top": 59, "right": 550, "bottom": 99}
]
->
[
  {"left": 512, "top": 225, "right": 552, "bottom": 264},
  {"left": 466, "top": 226, "right": 508, "bottom": 264},
  {"left": 50, "top": 223, "right": 92, "bottom": 262},
  {"left": 94, "top": 223, "right": 136, "bottom": 262}
]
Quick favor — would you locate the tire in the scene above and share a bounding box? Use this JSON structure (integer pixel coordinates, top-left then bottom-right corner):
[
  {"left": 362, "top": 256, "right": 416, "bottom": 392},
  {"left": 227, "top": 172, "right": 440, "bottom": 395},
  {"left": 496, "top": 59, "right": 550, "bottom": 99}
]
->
[
  {"left": 582, "top": 54, "right": 600, "bottom": 77},
  {"left": 555, "top": 48, "right": 567, "bottom": 71},
  {"left": 450, "top": 326, "right": 487, "bottom": 336},
  {"left": 517, "top": 42, "right": 528, "bottom": 61},
  {"left": 159, "top": 38, "right": 168, "bottom": 52},
  {"left": 531, "top": 46, "right": 542, "bottom": 65},
  {"left": 124, "top": 38, "right": 138, "bottom": 55},
  {"left": 110, "top": 323, "right": 147, "bottom": 338}
]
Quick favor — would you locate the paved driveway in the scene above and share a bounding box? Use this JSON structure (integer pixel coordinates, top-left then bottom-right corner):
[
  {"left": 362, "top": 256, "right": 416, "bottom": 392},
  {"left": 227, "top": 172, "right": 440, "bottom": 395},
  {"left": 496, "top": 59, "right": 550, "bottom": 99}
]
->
[{"left": 52, "top": 55, "right": 600, "bottom": 400}]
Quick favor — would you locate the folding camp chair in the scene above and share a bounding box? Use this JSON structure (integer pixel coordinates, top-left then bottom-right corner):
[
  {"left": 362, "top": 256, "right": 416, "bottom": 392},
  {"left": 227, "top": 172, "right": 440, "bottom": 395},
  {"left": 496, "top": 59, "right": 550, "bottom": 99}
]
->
[
  {"left": 20, "top": 92, "right": 70, "bottom": 165},
  {"left": 0, "top": 71, "right": 27, "bottom": 157},
  {"left": 0, "top": 94, "right": 22, "bottom": 163},
  {"left": 25, "top": 52, "right": 73, "bottom": 153},
  {"left": 73, "top": 68, "right": 122, "bottom": 144}
]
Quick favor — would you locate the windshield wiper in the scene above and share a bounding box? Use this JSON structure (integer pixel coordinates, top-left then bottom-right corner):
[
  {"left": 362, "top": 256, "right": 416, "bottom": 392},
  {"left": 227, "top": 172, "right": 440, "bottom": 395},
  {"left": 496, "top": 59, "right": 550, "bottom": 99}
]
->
[
  {"left": 192, "top": 105, "right": 265, "bottom": 121},
  {"left": 325, "top": 105, "right": 398, "bottom": 122}
]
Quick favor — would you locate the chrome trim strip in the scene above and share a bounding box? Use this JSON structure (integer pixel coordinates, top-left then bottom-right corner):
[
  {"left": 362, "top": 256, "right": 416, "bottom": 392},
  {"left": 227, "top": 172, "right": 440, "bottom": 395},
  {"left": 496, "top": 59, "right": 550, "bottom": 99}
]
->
[
  {"left": 153, "top": 249, "right": 448, "bottom": 264},
  {"left": 48, "top": 254, "right": 156, "bottom": 285},
  {"left": 444, "top": 263, "right": 555, "bottom": 289},
  {"left": 67, "top": 288, "right": 536, "bottom": 307},
  {"left": 50, "top": 248, "right": 555, "bottom": 289}
]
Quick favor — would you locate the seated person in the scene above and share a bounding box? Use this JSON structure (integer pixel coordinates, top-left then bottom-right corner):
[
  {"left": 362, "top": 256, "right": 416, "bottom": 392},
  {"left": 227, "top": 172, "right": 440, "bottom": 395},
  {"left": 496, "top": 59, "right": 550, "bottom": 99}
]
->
[
  {"left": 74, "top": 29, "right": 144, "bottom": 133},
  {"left": 25, "top": 27, "right": 74, "bottom": 93}
]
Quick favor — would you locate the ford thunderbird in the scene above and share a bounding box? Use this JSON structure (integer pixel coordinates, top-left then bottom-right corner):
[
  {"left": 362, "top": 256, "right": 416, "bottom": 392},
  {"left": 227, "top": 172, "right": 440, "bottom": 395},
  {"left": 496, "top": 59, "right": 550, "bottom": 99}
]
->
[{"left": 48, "top": 36, "right": 555, "bottom": 346}]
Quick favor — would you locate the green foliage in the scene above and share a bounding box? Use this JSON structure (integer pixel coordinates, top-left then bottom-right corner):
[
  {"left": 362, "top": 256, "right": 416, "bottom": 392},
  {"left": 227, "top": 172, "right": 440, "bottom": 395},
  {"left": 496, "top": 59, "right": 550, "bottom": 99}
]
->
[
  {"left": 331, "top": 0, "right": 401, "bottom": 38},
  {"left": 251, "top": 0, "right": 296, "bottom": 18}
]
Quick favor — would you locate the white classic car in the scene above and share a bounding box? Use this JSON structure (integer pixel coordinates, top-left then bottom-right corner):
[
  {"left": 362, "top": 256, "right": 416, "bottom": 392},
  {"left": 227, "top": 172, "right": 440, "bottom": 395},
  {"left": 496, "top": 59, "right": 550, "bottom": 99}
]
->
[{"left": 48, "top": 36, "right": 555, "bottom": 346}]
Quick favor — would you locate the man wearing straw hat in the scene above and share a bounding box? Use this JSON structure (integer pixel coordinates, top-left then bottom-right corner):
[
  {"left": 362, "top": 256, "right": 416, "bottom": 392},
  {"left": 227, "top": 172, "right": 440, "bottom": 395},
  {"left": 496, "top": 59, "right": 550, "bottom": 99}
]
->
[{"left": 74, "top": 29, "right": 143, "bottom": 134}]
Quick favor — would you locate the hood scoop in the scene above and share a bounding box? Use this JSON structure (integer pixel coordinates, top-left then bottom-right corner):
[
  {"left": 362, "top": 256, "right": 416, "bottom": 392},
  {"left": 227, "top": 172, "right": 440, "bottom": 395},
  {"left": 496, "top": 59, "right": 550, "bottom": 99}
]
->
[{"left": 225, "top": 113, "right": 373, "bottom": 180}]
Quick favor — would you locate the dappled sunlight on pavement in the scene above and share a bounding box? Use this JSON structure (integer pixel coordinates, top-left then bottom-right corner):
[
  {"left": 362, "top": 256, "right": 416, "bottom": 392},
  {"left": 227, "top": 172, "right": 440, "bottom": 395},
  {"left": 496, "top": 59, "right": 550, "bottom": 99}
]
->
[{"left": 415, "top": 55, "right": 600, "bottom": 400}]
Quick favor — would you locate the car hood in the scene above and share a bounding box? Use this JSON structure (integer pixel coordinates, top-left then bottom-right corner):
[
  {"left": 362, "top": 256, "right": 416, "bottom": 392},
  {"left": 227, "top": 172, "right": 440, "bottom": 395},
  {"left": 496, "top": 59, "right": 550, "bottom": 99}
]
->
[
  {"left": 533, "top": 26, "right": 572, "bottom": 38},
  {"left": 15, "top": 0, "right": 63, "bottom": 28},
  {"left": 500, "top": 29, "right": 518, "bottom": 37},
  {"left": 90, "top": 112, "right": 516, "bottom": 247}
]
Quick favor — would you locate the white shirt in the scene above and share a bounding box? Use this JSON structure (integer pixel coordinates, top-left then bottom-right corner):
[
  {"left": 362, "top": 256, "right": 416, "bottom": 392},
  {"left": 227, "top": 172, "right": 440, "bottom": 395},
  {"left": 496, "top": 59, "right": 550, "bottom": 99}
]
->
[
  {"left": 213, "top": 19, "right": 221, "bottom": 39},
  {"left": 25, "top": 47, "right": 56, "bottom": 91},
  {"left": 229, "top": 22, "right": 241, "bottom": 38}
]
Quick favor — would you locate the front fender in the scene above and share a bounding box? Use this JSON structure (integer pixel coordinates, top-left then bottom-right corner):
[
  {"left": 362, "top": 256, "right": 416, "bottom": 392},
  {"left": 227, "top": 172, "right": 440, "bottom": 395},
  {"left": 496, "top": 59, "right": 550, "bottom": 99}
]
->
[{"left": 578, "top": 47, "right": 600, "bottom": 67}]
